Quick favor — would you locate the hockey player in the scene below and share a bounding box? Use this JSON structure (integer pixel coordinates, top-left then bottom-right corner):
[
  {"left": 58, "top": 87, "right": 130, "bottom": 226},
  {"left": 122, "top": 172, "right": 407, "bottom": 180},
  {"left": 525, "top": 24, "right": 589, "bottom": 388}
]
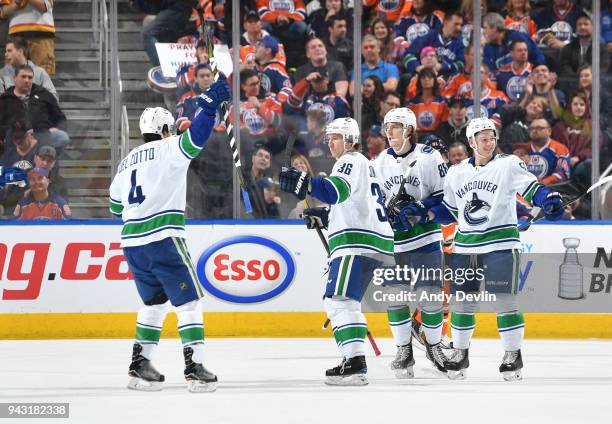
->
[
  {"left": 373, "top": 108, "right": 449, "bottom": 377},
  {"left": 279, "top": 117, "right": 394, "bottom": 386},
  {"left": 406, "top": 117, "right": 564, "bottom": 381},
  {"left": 108, "top": 79, "right": 231, "bottom": 393},
  {"left": 0, "top": 166, "right": 27, "bottom": 188}
]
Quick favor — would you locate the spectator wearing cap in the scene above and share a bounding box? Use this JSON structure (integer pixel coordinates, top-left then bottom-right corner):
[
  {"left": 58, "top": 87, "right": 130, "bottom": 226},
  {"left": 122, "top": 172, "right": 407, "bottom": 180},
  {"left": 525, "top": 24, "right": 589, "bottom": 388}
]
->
[
  {"left": 254, "top": 176, "right": 281, "bottom": 219},
  {"left": 292, "top": 37, "right": 348, "bottom": 98},
  {"left": 533, "top": 0, "right": 586, "bottom": 49},
  {"left": 256, "top": 0, "right": 308, "bottom": 68},
  {"left": 403, "top": 11, "right": 465, "bottom": 78},
  {"left": 495, "top": 39, "right": 533, "bottom": 103},
  {"left": 1, "top": 35, "right": 57, "bottom": 100},
  {"left": 0, "top": 64, "right": 69, "bottom": 150},
  {"left": 240, "top": 12, "right": 287, "bottom": 68},
  {"left": 1, "top": 0, "right": 56, "bottom": 75},
  {"left": 365, "top": 125, "right": 386, "bottom": 159},
  {"left": 324, "top": 14, "right": 353, "bottom": 74},
  {"left": 404, "top": 46, "right": 446, "bottom": 100},
  {"left": 350, "top": 35, "right": 399, "bottom": 95},
  {"left": 175, "top": 38, "right": 210, "bottom": 98},
  {"left": 14, "top": 167, "right": 71, "bottom": 220},
  {"left": 560, "top": 13, "right": 610, "bottom": 77},
  {"left": 483, "top": 12, "right": 545, "bottom": 72},
  {"left": 33, "top": 144, "right": 66, "bottom": 199},
  {"left": 0, "top": 119, "right": 37, "bottom": 215},
  {"left": 287, "top": 69, "right": 350, "bottom": 132},
  {"left": 435, "top": 96, "right": 469, "bottom": 150},
  {"left": 254, "top": 35, "right": 292, "bottom": 103}
]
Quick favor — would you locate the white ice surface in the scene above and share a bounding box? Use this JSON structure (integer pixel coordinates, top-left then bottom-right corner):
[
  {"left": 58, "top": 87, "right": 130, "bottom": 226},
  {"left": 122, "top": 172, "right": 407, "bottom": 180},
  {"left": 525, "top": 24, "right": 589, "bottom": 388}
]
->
[{"left": 1, "top": 338, "right": 611, "bottom": 424}]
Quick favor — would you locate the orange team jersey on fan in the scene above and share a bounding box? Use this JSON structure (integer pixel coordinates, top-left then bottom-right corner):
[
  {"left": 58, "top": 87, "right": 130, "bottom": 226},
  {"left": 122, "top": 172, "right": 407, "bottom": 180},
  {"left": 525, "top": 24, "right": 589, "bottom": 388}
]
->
[
  {"left": 228, "top": 96, "right": 283, "bottom": 136},
  {"left": 257, "top": 0, "right": 306, "bottom": 24},
  {"left": 442, "top": 72, "right": 496, "bottom": 98},
  {"left": 407, "top": 96, "right": 449, "bottom": 132},
  {"left": 404, "top": 75, "right": 446, "bottom": 101},
  {"left": 240, "top": 44, "right": 287, "bottom": 67},
  {"left": 505, "top": 15, "right": 537, "bottom": 38},
  {"left": 364, "top": 0, "right": 412, "bottom": 23}
]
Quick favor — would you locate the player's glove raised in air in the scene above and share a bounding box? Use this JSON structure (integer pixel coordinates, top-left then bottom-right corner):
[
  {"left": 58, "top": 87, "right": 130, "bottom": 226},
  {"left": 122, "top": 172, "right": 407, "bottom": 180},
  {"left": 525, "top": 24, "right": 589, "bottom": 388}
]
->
[
  {"left": 0, "top": 166, "right": 27, "bottom": 188},
  {"left": 197, "top": 77, "right": 231, "bottom": 115},
  {"left": 279, "top": 167, "right": 309, "bottom": 200},
  {"left": 302, "top": 207, "right": 329, "bottom": 230},
  {"left": 542, "top": 192, "right": 564, "bottom": 221}
]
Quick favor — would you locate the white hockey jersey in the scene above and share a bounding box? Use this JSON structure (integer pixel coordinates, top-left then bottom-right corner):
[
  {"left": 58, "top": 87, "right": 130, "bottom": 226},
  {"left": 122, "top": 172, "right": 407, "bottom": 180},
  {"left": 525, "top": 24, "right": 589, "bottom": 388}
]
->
[
  {"left": 109, "top": 130, "right": 203, "bottom": 247},
  {"left": 325, "top": 152, "right": 394, "bottom": 259},
  {"left": 442, "top": 154, "right": 544, "bottom": 254},
  {"left": 373, "top": 144, "right": 447, "bottom": 252}
]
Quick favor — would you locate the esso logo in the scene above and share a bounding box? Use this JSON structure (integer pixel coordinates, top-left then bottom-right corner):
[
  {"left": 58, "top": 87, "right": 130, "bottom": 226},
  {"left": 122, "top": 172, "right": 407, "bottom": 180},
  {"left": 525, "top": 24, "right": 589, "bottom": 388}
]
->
[{"left": 196, "top": 236, "right": 295, "bottom": 303}]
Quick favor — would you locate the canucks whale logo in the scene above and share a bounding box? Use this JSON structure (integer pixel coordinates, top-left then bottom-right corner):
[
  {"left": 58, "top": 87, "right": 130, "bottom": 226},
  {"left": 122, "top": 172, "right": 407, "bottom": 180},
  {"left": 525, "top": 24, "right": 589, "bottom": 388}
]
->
[{"left": 463, "top": 192, "right": 491, "bottom": 225}]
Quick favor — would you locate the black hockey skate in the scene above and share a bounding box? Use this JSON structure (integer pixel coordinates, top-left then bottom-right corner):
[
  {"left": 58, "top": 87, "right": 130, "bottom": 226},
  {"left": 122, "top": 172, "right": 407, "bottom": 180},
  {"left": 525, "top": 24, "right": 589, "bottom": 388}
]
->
[
  {"left": 127, "top": 343, "right": 165, "bottom": 391},
  {"left": 445, "top": 348, "right": 469, "bottom": 380},
  {"left": 325, "top": 355, "right": 368, "bottom": 386},
  {"left": 425, "top": 341, "right": 447, "bottom": 373},
  {"left": 390, "top": 343, "right": 415, "bottom": 379},
  {"left": 499, "top": 350, "right": 523, "bottom": 381},
  {"left": 184, "top": 346, "right": 218, "bottom": 393},
  {"left": 411, "top": 314, "right": 426, "bottom": 348}
]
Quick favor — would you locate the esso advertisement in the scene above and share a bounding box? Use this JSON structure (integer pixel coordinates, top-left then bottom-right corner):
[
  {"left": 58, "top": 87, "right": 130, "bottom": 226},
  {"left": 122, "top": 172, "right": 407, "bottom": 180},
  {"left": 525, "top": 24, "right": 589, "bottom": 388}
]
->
[{"left": 197, "top": 236, "right": 295, "bottom": 303}]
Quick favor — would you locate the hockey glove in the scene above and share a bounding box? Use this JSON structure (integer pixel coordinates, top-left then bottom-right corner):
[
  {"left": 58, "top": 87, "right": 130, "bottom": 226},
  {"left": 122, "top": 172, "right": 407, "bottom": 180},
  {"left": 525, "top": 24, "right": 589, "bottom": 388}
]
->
[
  {"left": 279, "top": 167, "right": 310, "bottom": 200},
  {"left": 398, "top": 201, "right": 429, "bottom": 229},
  {"left": 197, "top": 78, "right": 231, "bottom": 115},
  {"left": 302, "top": 207, "right": 329, "bottom": 230},
  {"left": 387, "top": 192, "right": 415, "bottom": 223},
  {"left": 542, "top": 192, "right": 564, "bottom": 221},
  {"left": 0, "top": 166, "right": 27, "bottom": 188}
]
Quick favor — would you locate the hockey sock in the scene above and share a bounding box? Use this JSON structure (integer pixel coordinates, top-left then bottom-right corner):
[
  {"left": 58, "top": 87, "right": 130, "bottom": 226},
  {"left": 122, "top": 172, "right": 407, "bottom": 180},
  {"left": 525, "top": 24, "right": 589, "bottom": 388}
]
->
[
  {"left": 177, "top": 309, "right": 205, "bottom": 364},
  {"left": 497, "top": 311, "right": 524, "bottom": 351},
  {"left": 451, "top": 313, "right": 475, "bottom": 349},
  {"left": 135, "top": 304, "right": 167, "bottom": 359},
  {"left": 325, "top": 298, "right": 367, "bottom": 359},
  {"left": 387, "top": 305, "right": 412, "bottom": 347},
  {"left": 421, "top": 310, "right": 444, "bottom": 345}
]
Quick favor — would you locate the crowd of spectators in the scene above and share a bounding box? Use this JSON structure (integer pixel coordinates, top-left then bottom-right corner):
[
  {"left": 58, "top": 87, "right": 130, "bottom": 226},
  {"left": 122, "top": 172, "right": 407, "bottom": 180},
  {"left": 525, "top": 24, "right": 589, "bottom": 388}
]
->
[
  {"left": 0, "top": 1, "right": 71, "bottom": 220},
  {"left": 136, "top": 0, "right": 612, "bottom": 220}
]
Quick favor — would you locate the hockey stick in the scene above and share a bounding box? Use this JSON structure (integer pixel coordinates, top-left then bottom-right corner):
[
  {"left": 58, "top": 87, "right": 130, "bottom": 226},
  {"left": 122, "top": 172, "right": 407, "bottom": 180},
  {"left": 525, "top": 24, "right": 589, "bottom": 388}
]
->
[
  {"left": 203, "top": 21, "right": 252, "bottom": 214},
  {"left": 518, "top": 175, "right": 612, "bottom": 231}
]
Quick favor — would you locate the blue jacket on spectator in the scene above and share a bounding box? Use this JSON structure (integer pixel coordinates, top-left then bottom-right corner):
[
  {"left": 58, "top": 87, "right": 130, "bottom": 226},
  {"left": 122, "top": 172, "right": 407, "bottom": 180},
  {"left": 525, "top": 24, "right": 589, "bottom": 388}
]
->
[
  {"left": 403, "top": 29, "right": 465, "bottom": 76},
  {"left": 484, "top": 29, "right": 545, "bottom": 72},
  {"left": 532, "top": 1, "right": 585, "bottom": 45},
  {"left": 603, "top": 8, "right": 612, "bottom": 44}
]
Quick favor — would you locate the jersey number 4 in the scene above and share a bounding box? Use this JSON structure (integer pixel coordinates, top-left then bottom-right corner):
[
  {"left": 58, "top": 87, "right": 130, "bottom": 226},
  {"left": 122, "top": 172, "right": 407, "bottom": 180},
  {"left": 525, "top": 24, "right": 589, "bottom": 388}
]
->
[{"left": 128, "top": 169, "right": 146, "bottom": 204}]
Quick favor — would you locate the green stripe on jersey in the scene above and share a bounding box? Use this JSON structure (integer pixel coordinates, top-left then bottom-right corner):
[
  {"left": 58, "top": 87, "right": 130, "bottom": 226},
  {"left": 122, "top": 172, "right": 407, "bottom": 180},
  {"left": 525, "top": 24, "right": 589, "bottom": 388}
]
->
[
  {"left": 455, "top": 226, "right": 519, "bottom": 246},
  {"left": 327, "top": 176, "right": 351, "bottom": 203},
  {"left": 109, "top": 199, "right": 123, "bottom": 214},
  {"left": 523, "top": 182, "right": 544, "bottom": 203},
  {"left": 121, "top": 212, "right": 185, "bottom": 236},
  {"left": 181, "top": 131, "right": 202, "bottom": 159},
  {"left": 394, "top": 221, "right": 441, "bottom": 243},
  {"left": 328, "top": 231, "right": 394, "bottom": 254}
]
